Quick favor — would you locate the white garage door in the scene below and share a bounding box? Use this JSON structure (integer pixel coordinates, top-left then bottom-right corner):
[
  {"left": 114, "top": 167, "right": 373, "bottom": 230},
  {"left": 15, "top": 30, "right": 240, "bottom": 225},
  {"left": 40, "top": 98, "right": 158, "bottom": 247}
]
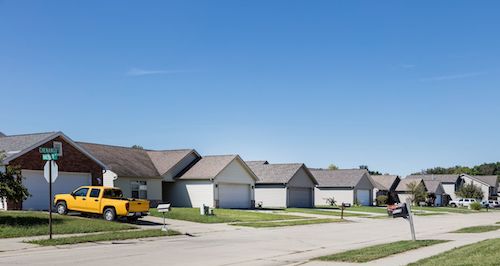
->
[
  {"left": 288, "top": 187, "right": 312, "bottom": 208},
  {"left": 356, "top": 190, "right": 371, "bottom": 206},
  {"left": 218, "top": 183, "right": 250, "bottom": 209},
  {"left": 22, "top": 170, "right": 92, "bottom": 210}
]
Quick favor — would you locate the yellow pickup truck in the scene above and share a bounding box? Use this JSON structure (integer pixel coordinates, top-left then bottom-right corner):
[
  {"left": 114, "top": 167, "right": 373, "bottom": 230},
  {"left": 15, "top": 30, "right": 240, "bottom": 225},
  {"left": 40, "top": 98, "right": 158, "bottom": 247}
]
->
[{"left": 54, "top": 186, "right": 150, "bottom": 221}]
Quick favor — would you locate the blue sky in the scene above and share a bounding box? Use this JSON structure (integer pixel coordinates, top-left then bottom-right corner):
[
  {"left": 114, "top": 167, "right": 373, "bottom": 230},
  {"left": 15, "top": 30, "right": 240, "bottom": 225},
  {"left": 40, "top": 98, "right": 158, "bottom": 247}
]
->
[{"left": 1, "top": 1, "right": 499, "bottom": 175}]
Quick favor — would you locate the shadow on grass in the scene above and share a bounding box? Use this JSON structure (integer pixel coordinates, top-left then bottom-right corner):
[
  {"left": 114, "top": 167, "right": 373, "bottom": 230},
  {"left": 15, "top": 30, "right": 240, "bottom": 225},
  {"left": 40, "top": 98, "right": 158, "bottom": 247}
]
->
[{"left": 0, "top": 216, "right": 65, "bottom": 226}]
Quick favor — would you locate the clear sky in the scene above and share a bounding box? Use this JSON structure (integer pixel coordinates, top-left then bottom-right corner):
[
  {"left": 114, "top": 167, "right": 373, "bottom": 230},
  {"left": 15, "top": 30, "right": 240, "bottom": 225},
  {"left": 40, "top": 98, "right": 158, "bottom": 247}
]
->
[{"left": 1, "top": 1, "right": 499, "bottom": 176}]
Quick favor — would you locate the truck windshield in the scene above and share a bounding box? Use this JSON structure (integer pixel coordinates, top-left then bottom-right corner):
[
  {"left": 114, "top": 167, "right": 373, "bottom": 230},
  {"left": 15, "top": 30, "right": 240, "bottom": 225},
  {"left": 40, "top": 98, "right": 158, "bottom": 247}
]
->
[{"left": 103, "top": 189, "right": 123, "bottom": 199}]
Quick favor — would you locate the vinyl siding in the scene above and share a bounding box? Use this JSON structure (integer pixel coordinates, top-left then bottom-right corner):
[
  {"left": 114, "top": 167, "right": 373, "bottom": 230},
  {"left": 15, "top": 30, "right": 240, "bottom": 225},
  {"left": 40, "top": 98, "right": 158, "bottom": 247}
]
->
[
  {"left": 315, "top": 188, "right": 354, "bottom": 206},
  {"left": 113, "top": 176, "right": 162, "bottom": 203},
  {"left": 461, "top": 175, "right": 490, "bottom": 200},
  {"left": 255, "top": 186, "right": 287, "bottom": 208},
  {"left": 214, "top": 159, "right": 256, "bottom": 205}
]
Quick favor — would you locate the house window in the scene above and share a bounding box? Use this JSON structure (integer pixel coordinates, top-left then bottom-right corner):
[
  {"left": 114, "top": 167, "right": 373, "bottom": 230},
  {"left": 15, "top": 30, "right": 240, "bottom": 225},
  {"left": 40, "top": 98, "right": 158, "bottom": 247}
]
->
[
  {"left": 131, "top": 181, "right": 147, "bottom": 199},
  {"left": 53, "top": 141, "right": 63, "bottom": 156}
]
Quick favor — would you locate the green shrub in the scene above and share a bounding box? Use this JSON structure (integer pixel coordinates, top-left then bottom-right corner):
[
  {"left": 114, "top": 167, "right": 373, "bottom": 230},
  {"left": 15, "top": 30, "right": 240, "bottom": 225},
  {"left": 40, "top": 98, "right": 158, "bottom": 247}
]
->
[
  {"left": 376, "top": 195, "right": 388, "bottom": 206},
  {"left": 470, "top": 202, "right": 481, "bottom": 211}
]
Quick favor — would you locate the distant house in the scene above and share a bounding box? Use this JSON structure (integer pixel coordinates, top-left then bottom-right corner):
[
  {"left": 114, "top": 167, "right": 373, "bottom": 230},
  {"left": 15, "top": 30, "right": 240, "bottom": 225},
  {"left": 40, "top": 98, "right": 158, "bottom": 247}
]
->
[
  {"left": 247, "top": 161, "right": 317, "bottom": 208},
  {"left": 0, "top": 132, "right": 106, "bottom": 210},
  {"left": 406, "top": 174, "right": 498, "bottom": 202},
  {"left": 310, "top": 169, "right": 374, "bottom": 206},
  {"left": 78, "top": 142, "right": 200, "bottom": 207},
  {"left": 422, "top": 180, "right": 445, "bottom": 206},
  {"left": 460, "top": 174, "right": 498, "bottom": 201},
  {"left": 163, "top": 155, "right": 258, "bottom": 209},
  {"left": 371, "top": 175, "right": 400, "bottom": 205},
  {"left": 395, "top": 178, "right": 427, "bottom": 205}
]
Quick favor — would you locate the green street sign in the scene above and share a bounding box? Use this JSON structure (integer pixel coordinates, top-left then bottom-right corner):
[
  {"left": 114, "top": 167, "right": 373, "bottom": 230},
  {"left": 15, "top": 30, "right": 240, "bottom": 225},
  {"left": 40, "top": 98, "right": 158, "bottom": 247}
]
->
[
  {"left": 39, "top": 147, "right": 59, "bottom": 154},
  {"left": 42, "top": 154, "right": 59, "bottom": 161}
]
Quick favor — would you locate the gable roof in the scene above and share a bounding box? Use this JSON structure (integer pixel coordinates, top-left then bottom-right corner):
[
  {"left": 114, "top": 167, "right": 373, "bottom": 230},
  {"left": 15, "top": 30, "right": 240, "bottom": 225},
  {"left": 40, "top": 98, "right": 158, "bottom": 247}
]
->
[
  {"left": 248, "top": 162, "right": 317, "bottom": 185},
  {"left": 0, "top": 131, "right": 106, "bottom": 169},
  {"left": 179, "top": 155, "right": 258, "bottom": 181},
  {"left": 371, "top": 175, "right": 400, "bottom": 190},
  {"left": 310, "top": 169, "right": 370, "bottom": 188},
  {"left": 245, "top": 160, "right": 269, "bottom": 167},
  {"left": 423, "top": 180, "right": 444, "bottom": 194},
  {"left": 396, "top": 178, "right": 426, "bottom": 192},
  {"left": 146, "top": 149, "right": 200, "bottom": 176},
  {"left": 0, "top": 132, "right": 6, "bottom": 137},
  {"left": 406, "top": 174, "right": 461, "bottom": 183},
  {"left": 78, "top": 142, "right": 199, "bottom": 178},
  {"left": 78, "top": 142, "right": 160, "bottom": 178},
  {"left": 465, "top": 174, "right": 498, "bottom": 187}
]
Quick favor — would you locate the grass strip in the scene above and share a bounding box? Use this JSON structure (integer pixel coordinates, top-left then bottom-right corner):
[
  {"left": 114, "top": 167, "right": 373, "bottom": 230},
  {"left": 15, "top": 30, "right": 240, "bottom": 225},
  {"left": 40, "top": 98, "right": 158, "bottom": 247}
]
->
[
  {"left": 452, "top": 225, "right": 500, "bottom": 233},
  {"left": 232, "top": 218, "right": 341, "bottom": 228},
  {"left": 315, "top": 240, "right": 448, "bottom": 263},
  {"left": 0, "top": 211, "right": 135, "bottom": 238},
  {"left": 284, "top": 208, "right": 366, "bottom": 217},
  {"left": 26, "top": 229, "right": 181, "bottom": 246},
  {"left": 408, "top": 238, "right": 500, "bottom": 266},
  {"left": 149, "top": 208, "right": 304, "bottom": 223}
]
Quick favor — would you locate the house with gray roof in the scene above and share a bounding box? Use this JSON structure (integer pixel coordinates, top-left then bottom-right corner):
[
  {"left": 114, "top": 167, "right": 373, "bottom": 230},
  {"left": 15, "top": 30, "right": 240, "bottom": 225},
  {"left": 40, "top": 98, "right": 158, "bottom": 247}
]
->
[
  {"left": 78, "top": 142, "right": 201, "bottom": 206},
  {"left": 310, "top": 169, "right": 375, "bottom": 206},
  {"left": 163, "top": 155, "right": 258, "bottom": 209},
  {"left": 247, "top": 161, "right": 318, "bottom": 208},
  {"left": 371, "top": 175, "right": 400, "bottom": 205},
  {"left": 0, "top": 132, "right": 106, "bottom": 210},
  {"left": 460, "top": 174, "right": 498, "bottom": 201},
  {"left": 395, "top": 178, "right": 427, "bottom": 205}
]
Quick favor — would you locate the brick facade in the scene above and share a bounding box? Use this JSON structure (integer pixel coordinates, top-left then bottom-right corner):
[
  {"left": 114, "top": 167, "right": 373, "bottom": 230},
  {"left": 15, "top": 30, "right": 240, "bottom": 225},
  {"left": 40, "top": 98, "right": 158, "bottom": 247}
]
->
[{"left": 7, "top": 136, "right": 104, "bottom": 209}]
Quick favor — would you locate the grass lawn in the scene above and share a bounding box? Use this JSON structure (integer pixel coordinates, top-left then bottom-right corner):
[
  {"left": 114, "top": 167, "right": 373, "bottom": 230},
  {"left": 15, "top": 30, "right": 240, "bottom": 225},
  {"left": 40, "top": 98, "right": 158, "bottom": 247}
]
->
[
  {"left": 413, "top": 206, "right": 479, "bottom": 214},
  {"left": 408, "top": 238, "right": 500, "bottom": 266},
  {"left": 315, "top": 240, "right": 447, "bottom": 263},
  {"left": 284, "top": 208, "right": 367, "bottom": 217},
  {"left": 316, "top": 206, "right": 388, "bottom": 214},
  {"left": 149, "top": 208, "right": 304, "bottom": 223},
  {"left": 233, "top": 218, "right": 342, "bottom": 228},
  {"left": 451, "top": 225, "right": 500, "bottom": 233},
  {"left": 26, "top": 229, "right": 181, "bottom": 246},
  {"left": 0, "top": 211, "right": 135, "bottom": 238}
]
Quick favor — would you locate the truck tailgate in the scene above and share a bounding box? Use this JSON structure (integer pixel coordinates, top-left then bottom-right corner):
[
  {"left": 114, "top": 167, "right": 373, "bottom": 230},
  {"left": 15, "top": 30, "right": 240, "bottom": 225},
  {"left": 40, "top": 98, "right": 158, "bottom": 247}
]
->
[{"left": 128, "top": 199, "right": 150, "bottom": 213}]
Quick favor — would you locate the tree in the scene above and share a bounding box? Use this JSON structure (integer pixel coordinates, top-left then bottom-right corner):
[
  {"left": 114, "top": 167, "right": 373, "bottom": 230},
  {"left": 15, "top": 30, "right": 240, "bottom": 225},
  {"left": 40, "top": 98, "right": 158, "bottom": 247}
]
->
[
  {"left": 0, "top": 154, "right": 30, "bottom": 206},
  {"left": 406, "top": 182, "right": 427, "bottom": 205},
  {"left": 456, "top": 183, "right": 484, "bottom": 199},
  {"left": 131, "top": 145, "right": 144, "bottom": 149},
  {"left": 328, "top": 164, "right": 339, "bottom": 170},
  {"left": 359, "top": 165, "right": 382, "bottom": 175}
]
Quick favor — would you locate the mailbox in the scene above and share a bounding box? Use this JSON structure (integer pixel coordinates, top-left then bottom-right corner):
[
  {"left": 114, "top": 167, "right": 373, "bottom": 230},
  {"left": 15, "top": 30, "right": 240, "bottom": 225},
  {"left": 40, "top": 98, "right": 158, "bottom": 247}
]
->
[
  {"left": 341, "top": 202, "right": 351, "bottom": 208},
  {"left": 392, "top": 203, "right": 409, "bottom": 219},
  {"left": 157, "top": 203, "right": 171, "bottom": 213}
]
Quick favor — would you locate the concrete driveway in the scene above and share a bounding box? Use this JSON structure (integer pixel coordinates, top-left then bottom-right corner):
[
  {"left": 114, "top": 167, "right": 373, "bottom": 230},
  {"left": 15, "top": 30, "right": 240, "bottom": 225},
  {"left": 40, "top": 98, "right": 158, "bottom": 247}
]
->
[{"left": 0, "top": 211, "right": 499, "bottom": 266}]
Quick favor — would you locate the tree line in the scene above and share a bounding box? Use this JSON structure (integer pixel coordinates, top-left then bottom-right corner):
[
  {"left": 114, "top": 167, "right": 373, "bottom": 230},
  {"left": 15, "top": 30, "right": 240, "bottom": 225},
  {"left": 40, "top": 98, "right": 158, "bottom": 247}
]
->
[{"left": 413, "top": 162, "right": 500, "bottom": 181}]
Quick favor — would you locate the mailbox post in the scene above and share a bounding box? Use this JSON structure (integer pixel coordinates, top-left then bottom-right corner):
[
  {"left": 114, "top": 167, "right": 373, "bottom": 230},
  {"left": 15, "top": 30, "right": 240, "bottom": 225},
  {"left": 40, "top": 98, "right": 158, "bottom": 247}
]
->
[
  {"left": 157, "top": 204, "right": 171, "bottom": 232},
  {"left": 391, "top": 199, "right": 416, "bottom": 241}
]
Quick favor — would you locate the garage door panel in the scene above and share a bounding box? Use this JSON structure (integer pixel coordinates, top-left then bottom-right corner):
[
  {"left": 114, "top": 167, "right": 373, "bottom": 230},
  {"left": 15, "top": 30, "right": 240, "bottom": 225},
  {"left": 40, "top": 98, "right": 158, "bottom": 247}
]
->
[
  {"left": 22, "top": 170, "right": 91, "bottom": 210},
  {"left": 288, "top": 187, "right": 312, "bottom": 208},
  {"left": 218, "top": 183, "right": 250, "bottom": 209},
  {"left": 356, "top": 190, "right": 371, "bottom": 206}
]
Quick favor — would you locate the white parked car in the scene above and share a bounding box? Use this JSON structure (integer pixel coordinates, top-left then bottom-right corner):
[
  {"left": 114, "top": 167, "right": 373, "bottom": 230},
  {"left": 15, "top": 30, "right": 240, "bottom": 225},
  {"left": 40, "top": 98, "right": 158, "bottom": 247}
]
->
[
  {"left": 481, "top": 200, "right": 500, "bottom": 208},
  {"left": 449, "top": 198, "right": 477, "bottom": 208}
]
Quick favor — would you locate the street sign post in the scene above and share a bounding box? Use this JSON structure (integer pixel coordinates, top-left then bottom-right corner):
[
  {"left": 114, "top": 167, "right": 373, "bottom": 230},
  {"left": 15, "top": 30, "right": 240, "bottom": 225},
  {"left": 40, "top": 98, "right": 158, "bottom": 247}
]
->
[{"left": 39, "top": 147, "right": 60, "bottom": 240}]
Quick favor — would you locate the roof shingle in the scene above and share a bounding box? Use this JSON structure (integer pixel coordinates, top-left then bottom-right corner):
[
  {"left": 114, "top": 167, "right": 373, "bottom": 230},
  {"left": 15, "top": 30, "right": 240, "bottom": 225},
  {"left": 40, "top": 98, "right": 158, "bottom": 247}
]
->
[
  {"left": 371, "top": 175, "right": 399, "bottom": 190},
  {"left": 310, "top": 169, "right": 369, "bottom": 187},
  {"left": 179, "top": 155, "right": 240, "bottom": 180},
  {"left": 248, "top": 163, "right": 304, "bottom": 184}
]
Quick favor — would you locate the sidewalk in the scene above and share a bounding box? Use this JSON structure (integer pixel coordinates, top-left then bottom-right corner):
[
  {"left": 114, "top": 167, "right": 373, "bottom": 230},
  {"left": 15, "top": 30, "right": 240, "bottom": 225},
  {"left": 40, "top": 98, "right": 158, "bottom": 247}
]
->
[{"left": 302, "top": 229, "right": 500, "bottom": 266}]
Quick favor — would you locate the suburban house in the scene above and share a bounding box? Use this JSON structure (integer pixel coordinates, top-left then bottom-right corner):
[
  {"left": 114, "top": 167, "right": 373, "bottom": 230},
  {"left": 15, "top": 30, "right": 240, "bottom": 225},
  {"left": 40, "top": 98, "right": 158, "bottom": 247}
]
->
[
  {"left": 310, "top": 169, "right": 374, "bottom": 206},
  {"left": 422, "top": 180, "right": 445, "bottom": 206},
  {"left": 163, "top": 155, "right": 258, "bottom": 209},
  {"left": 246, "top": 161, "right": 317, "bottom": 208},
  {"left": 395, "top": 178, "right": 427, "bottom": 205},
  {"left": 0, "top": 132, "right": 107, "bottom": 210},
  {"left": 460, "top": 174, "right": 498, "bottom": 201},
  {"left": 371, "top": 175, "right": 400, "bottom": 205},
  {"left": 406, "top": 174, "right": 461, "bottom": 204},
  {"left": 406, "top": 174, "right": 498, "bottom": 202},
  {"left": 78, "top": 142, "right": 201, "bottom": 207}
]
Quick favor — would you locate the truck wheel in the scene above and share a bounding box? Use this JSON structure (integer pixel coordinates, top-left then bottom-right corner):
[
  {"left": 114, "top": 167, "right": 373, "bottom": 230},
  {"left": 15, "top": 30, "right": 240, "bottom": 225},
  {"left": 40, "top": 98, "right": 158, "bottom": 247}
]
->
[
  {"left": 103, "top": 208, "right": 116, "bottom": 221},
  {"left": 56, "top": 202, "right": 68, "bottom": 215},
  {"left": 450, "top": 203, "right": 456, "bottom": 208}
]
